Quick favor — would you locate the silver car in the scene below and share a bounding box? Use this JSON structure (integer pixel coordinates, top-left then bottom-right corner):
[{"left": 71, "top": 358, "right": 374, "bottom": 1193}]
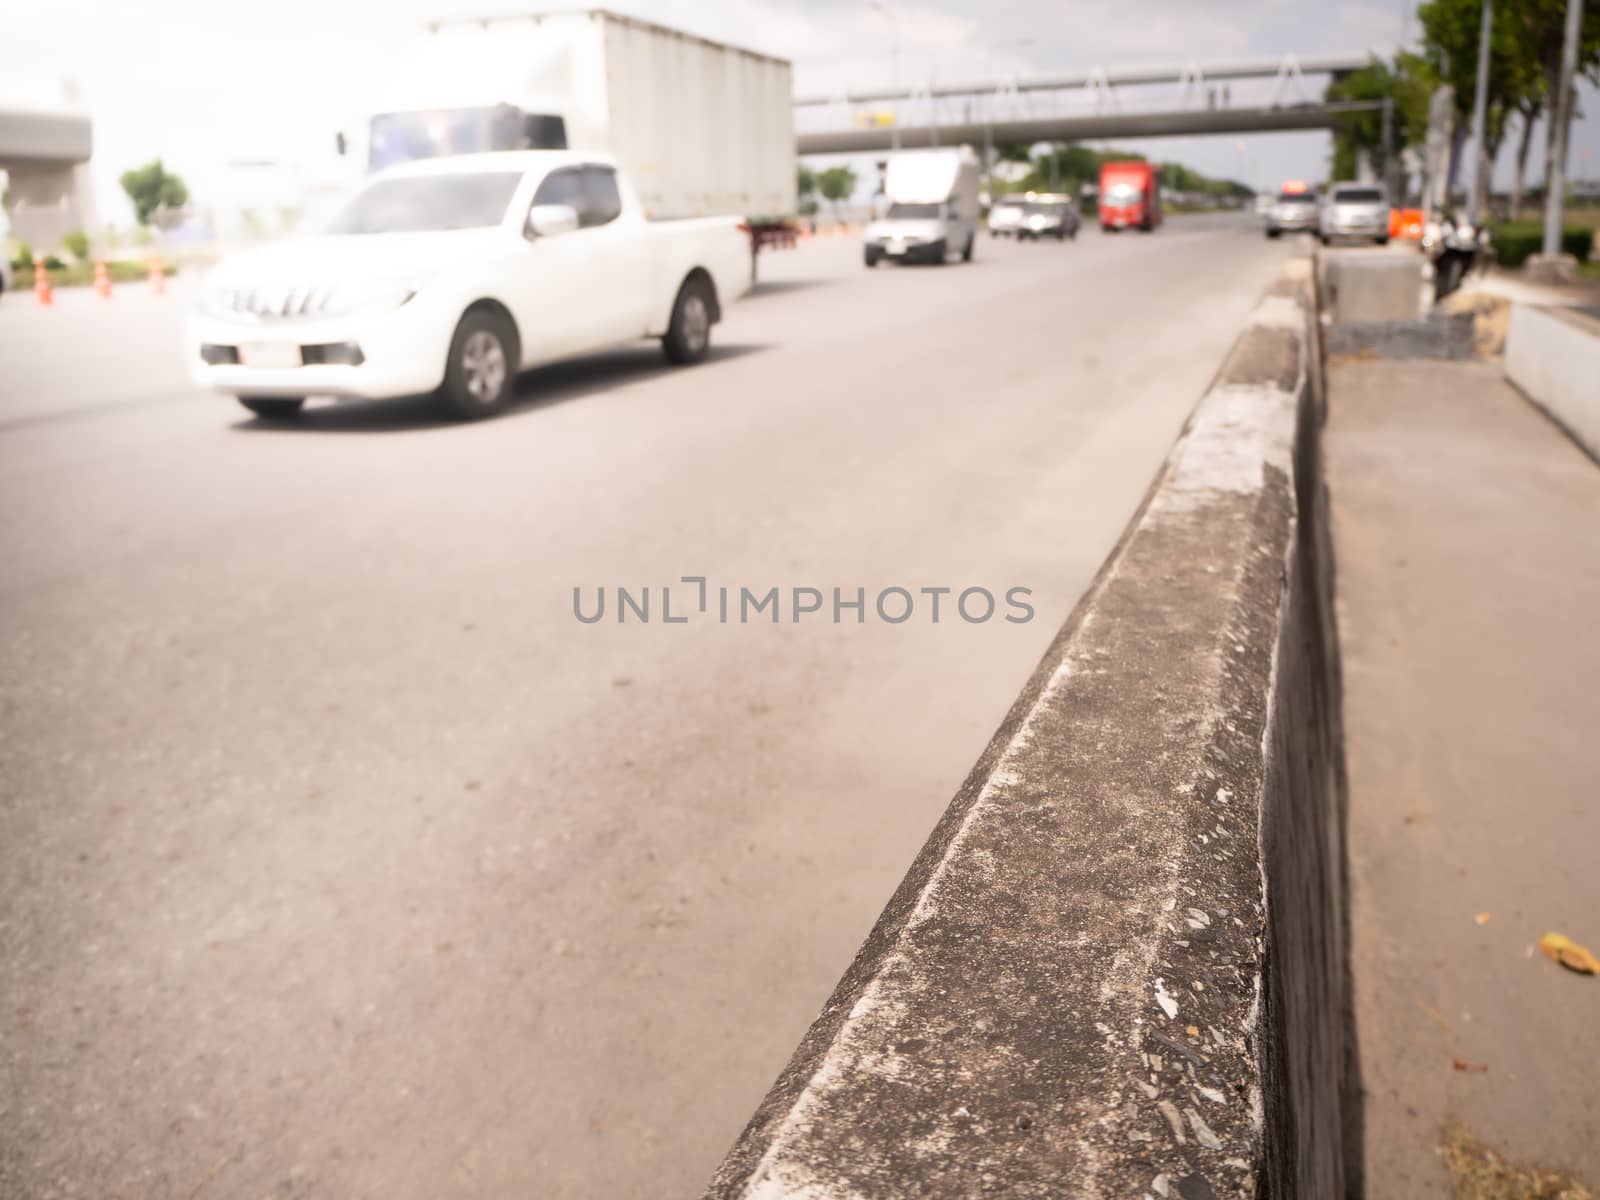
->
[
  {"left": 1319, "top": 183, "right": 1389, "bottom": 245},
  {"left": 1017, "top": 197, "right": 1080, "bottom": 241},
  {"left": 1265, "top": 190, "right": 1319, "bottom": 238}
]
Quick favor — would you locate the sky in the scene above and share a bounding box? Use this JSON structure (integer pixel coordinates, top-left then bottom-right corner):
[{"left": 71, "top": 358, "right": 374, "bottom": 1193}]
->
[{"left": 3, "top": 0, "right": 1598, "bottom": 227}]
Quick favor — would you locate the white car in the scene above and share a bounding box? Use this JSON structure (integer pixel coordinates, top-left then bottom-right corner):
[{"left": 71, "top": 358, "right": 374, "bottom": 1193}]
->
[
  {"left": 1318, "top": 182, "right": 1390, "bottom": 245},
  {"left": 190, "top": 151, "right": 752, "bottom": 420},
  {"left": 987, "top": 198, "right": 1025, "bottom": 237}
]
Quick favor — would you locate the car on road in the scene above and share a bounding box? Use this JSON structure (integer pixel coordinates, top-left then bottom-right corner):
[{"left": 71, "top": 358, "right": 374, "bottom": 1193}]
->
[
  {"left": 1098, "top": 160, "right": 1162, "bottom": 232},
  {"left": 1264, "top": 188, "right": 1319, "bottom": 238},
  {"left": 1319, "top": 182, "right": 1390, "bottom": 245},
  {"left": 864, "top": 146, "right": 981, "bottom": 266},
  {"left": 189, "top": 151, "right": 751, "bottom": 420},
  {"left": 1017, "top": 196, "right": 1080, "bottom": 241},
  {"left": 987, "top": 197, "right": 1025, "bottom": 237}
]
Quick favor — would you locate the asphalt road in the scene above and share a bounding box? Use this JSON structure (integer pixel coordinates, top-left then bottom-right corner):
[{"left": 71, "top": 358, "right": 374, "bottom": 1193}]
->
[{"left": 0, "top": 215, "right": 1290, "bottom": 1199}]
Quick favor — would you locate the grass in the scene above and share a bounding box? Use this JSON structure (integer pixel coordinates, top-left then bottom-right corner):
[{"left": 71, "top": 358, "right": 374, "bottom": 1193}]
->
[{"left": 1442, "top": 1124, "right": 1595, "bottom": 1200}]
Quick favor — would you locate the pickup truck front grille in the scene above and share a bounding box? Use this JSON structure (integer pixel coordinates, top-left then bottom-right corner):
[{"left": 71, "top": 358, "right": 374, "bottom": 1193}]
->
[{"left": 218, "top": 286, "right": 333, "bottom": 320}]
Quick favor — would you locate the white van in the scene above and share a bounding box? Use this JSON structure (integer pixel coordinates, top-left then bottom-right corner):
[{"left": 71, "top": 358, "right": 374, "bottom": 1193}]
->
[{"left": 863, "top": 147, "right": 980, "bottom": 266}]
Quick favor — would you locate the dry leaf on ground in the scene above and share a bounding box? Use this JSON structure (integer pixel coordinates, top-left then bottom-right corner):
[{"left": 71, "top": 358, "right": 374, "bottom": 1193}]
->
[{"left": 1538, "top": 933, "right": 1600, "bottom": 975}]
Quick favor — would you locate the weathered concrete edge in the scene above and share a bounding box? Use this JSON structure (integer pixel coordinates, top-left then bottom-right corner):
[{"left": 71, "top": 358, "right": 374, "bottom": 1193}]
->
[
  {"left": 1504, "top": 302, "right": 1600, "bottom": 468},
  {"left": 703, "top": 263, "right": 1354, "bottom": 1200}
]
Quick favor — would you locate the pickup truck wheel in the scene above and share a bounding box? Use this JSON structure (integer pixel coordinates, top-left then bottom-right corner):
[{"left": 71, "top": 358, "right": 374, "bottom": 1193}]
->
[
  {"left": 663, "top": 276, "right": 714, "bottom": 364},
  {"left": 439, "top": 310, "right": 516, "bottom": 420},
  {"left": 239, "top": 397, "right": 305, "bottom": 420},
  {"left": 864, "top": 248, "right": 882, "bottom": 267},
  {"left": 961, "top": 234, "right": 974, "bottom": 262}
]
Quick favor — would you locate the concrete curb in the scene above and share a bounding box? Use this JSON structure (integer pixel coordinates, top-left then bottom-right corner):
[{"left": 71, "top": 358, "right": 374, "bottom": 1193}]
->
[
  {"left": 1505, "top": 304, "right": 1600, "bottom": 465},
  {"left": 703, "top": 263, "right": 1356, "bottom": 1200}
]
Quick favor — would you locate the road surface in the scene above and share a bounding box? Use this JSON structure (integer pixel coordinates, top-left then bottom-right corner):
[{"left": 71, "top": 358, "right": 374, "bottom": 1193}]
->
[{"left": 0, "top": 216, "right": 1290, "bottom": 1199}]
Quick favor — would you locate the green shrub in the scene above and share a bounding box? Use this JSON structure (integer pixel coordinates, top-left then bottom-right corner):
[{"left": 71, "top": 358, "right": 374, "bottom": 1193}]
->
[
  {"left": 62, "top": 230, "right": 91, "bottom": 262},
  {"left": 15, "top": 260, "right": 177, "bottom": 289},
  {"left": 11, "top": 242, "right": 32, "bottom": 271},
  {"left": 1490, "top": 222, "right": 1594, "bottom": 267}
]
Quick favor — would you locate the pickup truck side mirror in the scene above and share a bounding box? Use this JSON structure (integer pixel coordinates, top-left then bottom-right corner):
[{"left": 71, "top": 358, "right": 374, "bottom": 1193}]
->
[{"left": 525, "top": 204, "right": 580, "bottom": 239}]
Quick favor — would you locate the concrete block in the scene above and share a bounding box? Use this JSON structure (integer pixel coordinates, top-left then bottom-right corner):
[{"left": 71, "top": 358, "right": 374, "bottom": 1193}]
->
[
  {"left": 1320, "top": 249, "right": 1425, "bottom": 323},
  {"left": 704, "top": 268, "right": 1355, "bottom": 1200},
  {"left": 1506, "top": 303, "right": 1600, "bottom": 462}
]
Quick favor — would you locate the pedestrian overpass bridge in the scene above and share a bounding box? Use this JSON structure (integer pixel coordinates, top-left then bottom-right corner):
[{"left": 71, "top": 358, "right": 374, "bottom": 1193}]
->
[{"left": 794, "top": 51, "right": 1383, "bottom": 154}]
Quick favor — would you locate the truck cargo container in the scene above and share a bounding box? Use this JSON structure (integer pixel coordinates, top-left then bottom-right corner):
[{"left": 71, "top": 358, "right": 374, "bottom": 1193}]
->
[
  {"left": 337, "top": 10, "right": 799, "bottom": 257},
  {"left": 1098, "top": 160, "right": 1162, "bottom": 232}
]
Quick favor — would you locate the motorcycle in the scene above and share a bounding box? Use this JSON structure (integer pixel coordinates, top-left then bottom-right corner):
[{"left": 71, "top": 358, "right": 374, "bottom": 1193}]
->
[{"left": 1422, "top": 211, "right": 1493, "bottom": 303}]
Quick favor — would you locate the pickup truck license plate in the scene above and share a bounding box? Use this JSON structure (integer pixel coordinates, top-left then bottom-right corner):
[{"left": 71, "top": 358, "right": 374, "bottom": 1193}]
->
[
  {"left": 240, "top": 343, "right": 302, "bottom": 369},
  {"left": 887, "top": 242, "right": 906, "bottom": 255}
]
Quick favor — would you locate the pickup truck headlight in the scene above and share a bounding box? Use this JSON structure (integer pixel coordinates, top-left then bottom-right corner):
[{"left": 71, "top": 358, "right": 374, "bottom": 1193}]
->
[{"left": 321, "top": 283, "right": 418, "bottom": 317}]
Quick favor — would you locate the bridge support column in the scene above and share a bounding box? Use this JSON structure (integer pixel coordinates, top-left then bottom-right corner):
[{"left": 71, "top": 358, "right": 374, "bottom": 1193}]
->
[{"left": 4, "top": 160, "right": 99, "bottom": 251}]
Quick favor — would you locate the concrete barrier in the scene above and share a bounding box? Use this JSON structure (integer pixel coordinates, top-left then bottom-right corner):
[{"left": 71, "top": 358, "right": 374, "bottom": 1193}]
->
[
  {"left": 704, "top": 262, "right": 1357, "bottom": 1200},
  {"left": 1505, "top": 303, "right": 1600, "bottom": 463},
  {"left": 1317, "top": 248, "right": 1424, "bottom": 323}
]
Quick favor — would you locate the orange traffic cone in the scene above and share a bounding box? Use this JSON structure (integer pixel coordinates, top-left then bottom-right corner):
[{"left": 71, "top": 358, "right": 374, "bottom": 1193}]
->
[
  {"left": 94, "top": 259, "right": 113, "bottom": 299},
  {"left": 33, "top": 256, "right": 53, "bottom": 307},
  {"left": 147, "top": 256, "right": 166, "bottom": 295}
]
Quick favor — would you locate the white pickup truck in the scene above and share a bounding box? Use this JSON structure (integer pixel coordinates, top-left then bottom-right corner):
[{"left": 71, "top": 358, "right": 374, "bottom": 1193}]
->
[{"left": 189, "top": 151, "right": 752, "bottom": 419}]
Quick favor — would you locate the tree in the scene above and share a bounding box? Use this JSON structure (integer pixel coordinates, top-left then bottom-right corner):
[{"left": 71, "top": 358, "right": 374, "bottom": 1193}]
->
[
  {"left": 1504, "top": 0, "right": 1600, "bottom": 205},
  {"left": 796, "top": 164, "right": 817, "bottom": 199},
  {"left": 1416, "top": 0, "right": 1596, "bottom": 204},
  {"left": 1418, "top": 0, "right": 1534, "bottom": 198},
  {"left": 1326, "top": 53, "right": 1435, "bottom": 186},
  {"left": 62, "top": 230, "right": 91, "bottom": 263},
  {"left": 816, "top": 165, "right": 857, "bottom": 218},
  {"left": 1508, "top": 92, "right": 1544, "bottom": 218},
  {"left": 1017, "top": 144, "right": 1143, "bottom": 195},
  {"left": 119, "top": 159, "right": 189, "bottom": 227}
]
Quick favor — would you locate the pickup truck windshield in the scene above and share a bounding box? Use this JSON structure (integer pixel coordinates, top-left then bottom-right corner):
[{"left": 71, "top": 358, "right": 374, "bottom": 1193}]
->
[
  {"left": 325, "top": 172, "right": 523, "bottom": 235},
  {"left": 1332, "top": 187, "right": 1384, "bottom": 203},
  {"left": 368, "top": 107, "right": 567, "bottom": 170},
  {"left": 1277, "top": 193, "right": 1317, "bottom": 205},
  {"left": 887, "top": 202, "right": 942, "bottom": 219}
]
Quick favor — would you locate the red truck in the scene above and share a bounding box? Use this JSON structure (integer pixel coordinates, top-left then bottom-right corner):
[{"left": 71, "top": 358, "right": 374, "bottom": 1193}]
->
[{"left": 1098, "top": 161, "right": 1163, "bottom": 232}]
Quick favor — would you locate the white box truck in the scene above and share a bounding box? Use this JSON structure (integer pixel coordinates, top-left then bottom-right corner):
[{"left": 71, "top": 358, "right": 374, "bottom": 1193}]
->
[
  {"left": 863, "top": 147, "right": 981, "bottom": 267},
  {"left": 337, "top": 11, "right": 797, "bottom": 241}
]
